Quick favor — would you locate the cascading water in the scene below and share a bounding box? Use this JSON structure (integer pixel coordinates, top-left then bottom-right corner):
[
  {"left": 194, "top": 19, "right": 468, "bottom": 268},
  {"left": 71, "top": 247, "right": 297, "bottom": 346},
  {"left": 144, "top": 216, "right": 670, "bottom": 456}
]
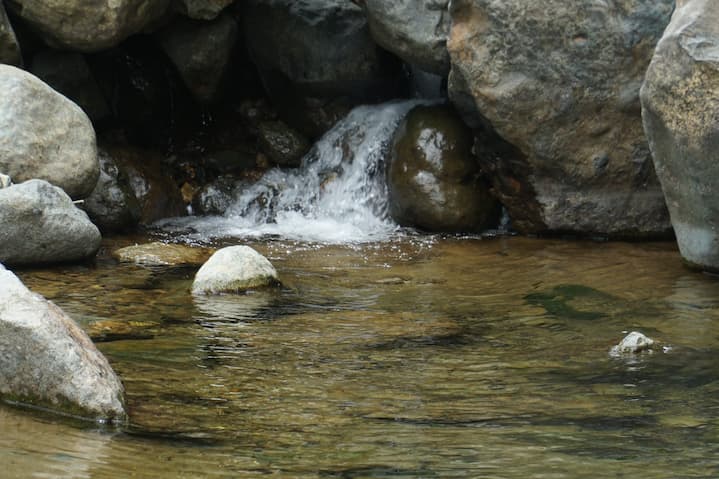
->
[{"left": 159, "top": 100, "right": 428, "bottom": 243}]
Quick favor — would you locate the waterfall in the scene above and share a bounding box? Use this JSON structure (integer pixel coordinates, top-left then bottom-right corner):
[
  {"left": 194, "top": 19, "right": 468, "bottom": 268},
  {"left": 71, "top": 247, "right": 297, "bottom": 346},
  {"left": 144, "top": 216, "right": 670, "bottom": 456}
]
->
[{"left": 158, "top": 100, "right": 427, "bottom": 243}]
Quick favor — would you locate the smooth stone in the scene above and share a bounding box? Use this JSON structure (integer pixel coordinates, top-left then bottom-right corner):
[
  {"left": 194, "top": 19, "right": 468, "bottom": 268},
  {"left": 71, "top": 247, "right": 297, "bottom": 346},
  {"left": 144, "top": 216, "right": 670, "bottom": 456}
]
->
[
  {"left": 0, "top": 180, "right": 101, "bottom": 266},
  {"left": 0, "top": 65, "right": 99, "bottom": 199},
  {"left": 192, "top": 246, "right": 279, "bottom": 295},
  {"left": 113, "top": 242, "right": 214, "bottom": 267},
  {"left": 610, "top": 331, "right": 655, "bottom": 355},
  {"left": 0, "top": 264, "right": 126, "bottom": 422}
]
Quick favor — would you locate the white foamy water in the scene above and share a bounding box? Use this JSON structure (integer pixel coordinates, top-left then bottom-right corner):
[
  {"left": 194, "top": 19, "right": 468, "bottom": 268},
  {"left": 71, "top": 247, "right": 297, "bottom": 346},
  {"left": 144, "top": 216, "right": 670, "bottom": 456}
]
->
[{"left": 158, "top": 100, "right": 427, "bottom": 243}]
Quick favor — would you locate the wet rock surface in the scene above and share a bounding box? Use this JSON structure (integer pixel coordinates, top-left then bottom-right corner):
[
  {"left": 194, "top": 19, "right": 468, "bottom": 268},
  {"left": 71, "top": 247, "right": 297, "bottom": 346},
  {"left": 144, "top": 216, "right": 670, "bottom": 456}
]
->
[
  {"left": 113, "top": 242, "right": 214, "bottom": 267},
  {"left": 257, "top": 120, "right": 310, "bottom": 167},
  {"left": 0, "top": 180, "right": 101, "bottom": 266},
  {"left": 447, "top": 0, "right": 673, "bottom": 237},
  {"left": 192, "top": 245, "right": 279, "bottom": 294},
  {"left": 388, "top": 105, "right": 499, "bottom": 232},
  {"left": 641, "top": 0, "right": 719, "bottom": 271},
  {"left": 0, "top": 65, "right": 99, "bottom": 199},
  {"left": 0, "top": 263, "right": 126, "bottom": 422}
]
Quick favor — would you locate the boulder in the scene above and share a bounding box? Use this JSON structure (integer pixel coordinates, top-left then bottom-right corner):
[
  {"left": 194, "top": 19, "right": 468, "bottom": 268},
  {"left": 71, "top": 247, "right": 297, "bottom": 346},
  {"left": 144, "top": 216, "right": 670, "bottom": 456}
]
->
[
  {"left": 0, "top": 65, "right": 99, "bottom": 199},
  {"left": 171, "top": 0, "right": 234, "bottom": 20},
  {"left": 156, "top": 13, "right": 238, "bottom": 104},
  {"left": 362, "top": 0, "right": 451, "bottom": 75},
  {"left": 243, "top": 0, "right": 403, "bottom": 137},
  {"left": 0, "top": 2, "right": 21, "bottom": 65},
  {"left": 257, "top": 120, "right": 310, "bottom": 167},
  {"left": 388, "top": 105, "right": 499, "bottom": 232},
  {"left": 447, "top": 0, "right": 674, "bottom": 237},
  {"left": 29, "top": 50, "right": 110, "bottom": 122},
  {"left": 82, "top": 149, "right": 142, "bottom": 233},
  {"left": 0, "top": 263, "right": 126, "bottom": 422},
  {"left": 113, "top": 242, "right": 214, "bottom": 267},
  {"left": 192, "top": 176, "right": 245, "bottom": 214},
  {"left": 641, "top": 0, "right": 719, "bottom": 271},
  {"left": 0, "top": 180, "right": 101, "bottom": 265},
  {"left": 192, "top": 245, "right": 279, "bottom": 294},
  {"left": 610, "top": 331, "right": 655, "bottom": 355},
  {"left": 6, "top": 0, "right": 170, "bottom": 52}
]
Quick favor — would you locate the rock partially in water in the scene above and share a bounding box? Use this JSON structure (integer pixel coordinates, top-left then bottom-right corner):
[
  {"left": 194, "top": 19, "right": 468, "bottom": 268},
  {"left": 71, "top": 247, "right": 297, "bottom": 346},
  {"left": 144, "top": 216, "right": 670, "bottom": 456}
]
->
[
  {"left": 447, "top": 0, "right": 673, "bottom": 237},
  {"left": 0, "top": 2, "right": 21, "bottom": 66},
  {"left": 156, "top": 13, "right": 238, "bottom": 105},
  {"left": 363, "top": 0, "right": 451, "bottom": 75},
  {"left": 610, "top": 331, "right": 655, "bottom": 355},
  {"left": 388, "top": 105, "right": 499, "bottom": 232},
  {"left": 0, "top": 180, "right": 101, "bottom": 266},
  {"left": 641, "top": 0, "right": 719, "bottom": 271},
  {"left": 113, "top": 242, "right": 214, "bottom": 267},
  {"left": 7, "top": 0, "right": 170, "bottom": 52},
  {"left": 192, "top": 246, "right": 279, "bottom": 295},
  {"left": 0, "top": 65, "right": 99, "bottom": 199},
  {"left": 257, "top": 120, "right": 311, "bottom": 167},
  {"left": 83, "top": 149, "right": 142, "bottom": 234},
  {"left": 0, "top": 264, "right": 126, "bottom": 423}
]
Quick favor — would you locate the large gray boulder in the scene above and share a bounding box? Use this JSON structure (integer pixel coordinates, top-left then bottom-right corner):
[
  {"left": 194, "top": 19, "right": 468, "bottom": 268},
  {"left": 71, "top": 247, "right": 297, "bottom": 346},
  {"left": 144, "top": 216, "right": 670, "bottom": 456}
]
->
[
  {"left": 0, "top": 1, "right": 21, "bottom": 65},
  {"left": 6, "top": 0, "right": 170, "bottom": 52},
  {"left": 447, "top": 0, "right": 674, "bottom": 237},
  {"left": 363, "top": 0, "right": 450, "bottom": 75},
  {"left": 0, "top": 180, "right": 101, "bottom": 265},
  {"left": 157, "top": 14, "right": 238, "bottom": 104},
  {"left": 243, "top": 0, "right": 403, "bottom": 137},
  {"left": 0, "top": 263, "right": 126, "bottom": 422},
  {"left": 192, "top": 246, "right": 279, "bottom": 295},
  {"left": 388, "top": 105, "right": 499, "bottom": 232},
  {"left": 0, "top": 65, "right": 99, "bottom": 199},
  {"left": 641, "top": 0, "right": 719, "bottom": 270}
]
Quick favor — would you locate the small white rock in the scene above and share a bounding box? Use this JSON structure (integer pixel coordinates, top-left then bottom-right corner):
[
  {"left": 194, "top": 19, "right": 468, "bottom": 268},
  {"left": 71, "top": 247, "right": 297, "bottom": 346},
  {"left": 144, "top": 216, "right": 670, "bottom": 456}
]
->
[
  {"left": 610, "top": 331, "right": 655, "bottom": 356},
  {"left": 0, "top": 173, "right": 11, "bottom": 188},
  {"left": 192, "top": 245, "right": 279, "bottom": 295}
]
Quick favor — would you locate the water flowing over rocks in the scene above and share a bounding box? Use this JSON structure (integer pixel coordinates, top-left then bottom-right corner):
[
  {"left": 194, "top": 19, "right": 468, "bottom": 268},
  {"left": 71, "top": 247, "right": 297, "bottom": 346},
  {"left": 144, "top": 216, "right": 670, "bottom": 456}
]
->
[
  {"left": 447, "top": 0, "right": 674, "bottom": 237},
  {"left": 362, "top": 0, "right": 451, "bottom": 75},
  {"left": 192, "top": 246, "right": 279, "bottom": 295},
  {"left": 0, "top": 264, "right": 126, "bottom": 422},
  {"left": 83, "top": 149, "right": 142, "bottom": 233},
  {"left": 6, "top": 0, "right": 170, "bottom": 52},
  {"left": 388, "top": 105, "right": 499, "bottom": 232},
  {"left": 0, "top": 65, "right": 99, "bottom": 199},
  {"left": 0, "top": 180, "right": 101, "bottom": 266},
  {"left": 641, "top": 0, "right": 719, "bottom": 271},
  {"left": 156, "top": 13, "right": 238, "bottom": 105},
  {"left": 0, "top": 2, "right": 21, "bottom": 66},
  {"left": 243, "top": 0, "right": 404, "bottom": 137}
]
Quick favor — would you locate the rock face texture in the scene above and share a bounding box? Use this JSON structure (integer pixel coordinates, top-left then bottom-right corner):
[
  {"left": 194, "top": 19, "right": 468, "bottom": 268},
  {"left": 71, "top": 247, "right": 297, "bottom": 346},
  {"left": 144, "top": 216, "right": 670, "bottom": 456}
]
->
[
  {"left": 0, "top": 264, "right": 126, "bottom": 422},
  {"left": 192, "top": 246, "right": 279, "bottom": 295},
  {"left": 642, "top": 0, "right": 719, "bottom": 270},
  {"left": 388, "top": 105, "right": 499, "bottom": 232},
  {"left": 0, "top": 65, "right": 99, "bottom": 199},
  {"left": 6, "top": 0, "right": 170, "bottom": 52},
  {"left": 243, "top": 0, "right": 403, "bottom": 137},
  {"left": 363, "top": 0, "right": 451, "bottom": 75},
  {"left": 447, "top": 0, "right": 674, "bottom": 237},
  {"left": 172, "top": 0, "right": 234, "bottom": 20},
  {"left": 0, "top": 2, "right": 21, "bottom": 65},
  {"left": 0, "top": 180, "right": 101, "bottom": 265},
  {"left": 157, "top": 14, "right": 238, "bottom": 104}
]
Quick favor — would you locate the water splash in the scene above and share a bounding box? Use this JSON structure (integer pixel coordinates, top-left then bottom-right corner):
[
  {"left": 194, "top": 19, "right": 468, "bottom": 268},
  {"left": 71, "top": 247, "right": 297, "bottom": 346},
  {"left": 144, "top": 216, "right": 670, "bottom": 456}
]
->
[{"left": 158, "top": 100, "right": 428, "bottom": 243}]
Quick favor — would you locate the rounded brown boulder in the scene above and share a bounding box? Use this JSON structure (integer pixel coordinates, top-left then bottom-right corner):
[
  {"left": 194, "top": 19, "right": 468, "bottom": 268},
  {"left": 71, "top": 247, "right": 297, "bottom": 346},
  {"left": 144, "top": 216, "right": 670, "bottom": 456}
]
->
[{"left": 387, "top": 105, "right": 499, "bottom": 233}]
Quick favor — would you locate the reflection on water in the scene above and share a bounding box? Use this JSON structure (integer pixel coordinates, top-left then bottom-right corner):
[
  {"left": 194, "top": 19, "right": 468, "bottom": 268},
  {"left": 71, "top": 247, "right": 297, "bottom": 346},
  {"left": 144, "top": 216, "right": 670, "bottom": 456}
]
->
[{"left": 6, "top": 236, "right": 719, "bottom": 477}]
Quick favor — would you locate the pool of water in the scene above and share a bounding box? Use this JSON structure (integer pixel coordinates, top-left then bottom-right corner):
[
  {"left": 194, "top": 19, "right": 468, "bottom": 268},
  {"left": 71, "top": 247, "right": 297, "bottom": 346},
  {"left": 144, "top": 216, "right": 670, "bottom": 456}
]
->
[{"left": 4, "top": 235, "right": 719, "bottom": 478}]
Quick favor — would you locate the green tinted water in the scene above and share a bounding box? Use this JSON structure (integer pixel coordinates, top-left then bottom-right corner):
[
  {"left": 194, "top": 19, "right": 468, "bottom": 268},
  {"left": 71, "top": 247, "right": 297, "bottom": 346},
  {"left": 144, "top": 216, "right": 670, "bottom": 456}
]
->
[{"left": 4, "top": 236, "right": 719, "bottom": 478}]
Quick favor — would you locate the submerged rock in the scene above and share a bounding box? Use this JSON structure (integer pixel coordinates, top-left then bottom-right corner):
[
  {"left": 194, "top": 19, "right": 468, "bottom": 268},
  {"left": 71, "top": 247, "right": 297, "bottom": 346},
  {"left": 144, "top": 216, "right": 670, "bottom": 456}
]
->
[
  {"left": 610, "top": 331, "right": 655, "bottom": 355},
  {"left": 0, "top": 65, "right": 99, "bottom": 199},
  {"left": 192, "top": 246, "right": 279, "bottom": 295},
  {"left": 113, "top": 242, "right": 214, "bottom": 267},
  {"left": 388, "top": 105, "right": 499, "bottom": 232},
  {"left": 447, "top": 0, "right": 673, "bottom": 237},
  {"left": 0, "top": 264, "right": 126, "bottom": 422},
  {"left": 0, "top": 180, "right": 101, "bottom": 266},
  {"left": 641, "top": 0, "right": 719, "bottom": 271}
]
